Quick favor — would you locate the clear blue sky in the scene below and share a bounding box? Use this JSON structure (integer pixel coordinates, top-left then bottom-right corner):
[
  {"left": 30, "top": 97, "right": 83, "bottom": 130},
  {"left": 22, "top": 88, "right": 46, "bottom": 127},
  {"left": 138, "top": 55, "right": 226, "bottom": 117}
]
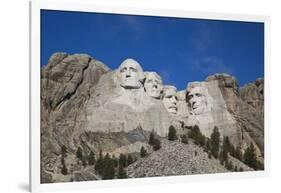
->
[{"left": 41, "top": 10, "right": 264, "bottom": 90}]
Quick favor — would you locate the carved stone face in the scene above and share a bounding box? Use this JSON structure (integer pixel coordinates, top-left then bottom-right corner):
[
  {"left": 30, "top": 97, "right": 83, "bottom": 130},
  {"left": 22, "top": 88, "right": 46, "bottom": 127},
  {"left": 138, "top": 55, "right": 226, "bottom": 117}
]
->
[
  {"left": 119, "top": 59, "right": 144, "bottom": 89},
  {"left": 162, "top": 86, "right": 177, "bottom": 114},
  {"left": 188, "top": 86, "right": 207, "bottom": 115},
  {"left": 144, "top": 72, "right": 163, "bottom": 99}
]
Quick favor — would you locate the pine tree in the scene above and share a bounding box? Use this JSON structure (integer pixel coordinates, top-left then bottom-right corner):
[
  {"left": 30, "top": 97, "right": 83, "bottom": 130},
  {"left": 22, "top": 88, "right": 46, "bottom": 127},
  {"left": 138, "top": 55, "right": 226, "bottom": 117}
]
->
[
  {"left": 168, "top": 125, "right": 177, "bottom": 141},
  {"left": 82, "top": 156, "right": 87, "bottom": 167},
  {"left": 188, "top": 125, "right": 205, "bottom": 147},
  {"left": 256, "top": 161, "right": 264, "bottom": 170},
  {"left": 140, "top": 146, "right": 147, "bottom": 157},
  {"left": 119, "top": 154, "right": 127, "bottom": 168},
  {"left": 219, "top": 150, "right": 225, "bottom": 166},
  {"left": 117, "top": 165, "right": 128, "bottom": 179},
  {"left": 220, "top": 136, "right": 230, "bottom": 163},
  {"left": 210, "top": 126, "right": 220, "bottom": 158},
  {"left": 149, "top": 132, "right": 155, "bottom": 146},
  {"left": 112, "top": 155, "right": 118, "bottom": 168},
  {"left": 61, "top": 145, "right": 67, "bottom": 158},
  {"left": 230, "top": 144, "right": 236, "bottom": 157},
  {"left": 88, "top": 151, "right": 95, "bottom": 165},
  {"left": 234, "top": 146, "right": 243, "bottom": 161},
  {"left": 127, "top": 154, "right": 134, "bottom": 165},
  {"left": 226, "top": 161, "right": 233, "bottom": 171},
  {"left": 102, "top": 153, "right": 115, "bottom": 180},
  {"left": 61, "top": 161, "right": 68, "bottom": 175},
  {"left": 206, "top": 138, "right": 211, "bottom": 151},
  {"left": 199, "top": 134, "right": 206, "bottom": 147},
  {"left": 95, "top": 150, "right": 104, "bottom": 175},
  {"left": 153, "top": 138, "right": 161, "bottom": 151},
  {"left": 223, "top": 136, "right": 231, "bottom": 153},
  {"left": 188, "top": 125, "right": 200, "bottom": 139},
  {"left": 243, "top": 143, "right": 257, "bottom": 170},
  {"left": 76, "top": 146, "right": 83, "bottom": 160}
]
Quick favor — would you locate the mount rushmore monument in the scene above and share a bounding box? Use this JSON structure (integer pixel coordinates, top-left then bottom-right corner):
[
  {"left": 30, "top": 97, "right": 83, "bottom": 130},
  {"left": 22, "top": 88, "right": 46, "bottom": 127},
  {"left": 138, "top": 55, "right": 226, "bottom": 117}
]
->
[{"left": 40, "top": 53, "right": 264, "bottom": 183}]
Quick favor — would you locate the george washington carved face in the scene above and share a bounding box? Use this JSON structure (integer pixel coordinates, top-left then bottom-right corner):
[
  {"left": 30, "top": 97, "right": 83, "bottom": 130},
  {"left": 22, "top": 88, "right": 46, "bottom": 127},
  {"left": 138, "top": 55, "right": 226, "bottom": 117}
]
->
[
  {"left": 187, "top": 86, "right": 207, "bottom": 115},
  {"left": 118, "top": 58, "right": 144, "bottom": 89},
  {"left": 144, "top": 72, "right": 163, "bottom": 99},
  {"left": 162, "top": 85, "right": 178, "bottom": 114}
]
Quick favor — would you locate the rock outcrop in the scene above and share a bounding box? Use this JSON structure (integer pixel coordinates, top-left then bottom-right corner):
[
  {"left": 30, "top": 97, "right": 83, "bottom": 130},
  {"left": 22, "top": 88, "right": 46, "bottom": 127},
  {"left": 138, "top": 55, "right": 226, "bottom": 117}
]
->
[
  {"left": 185, "top": 79, "right": 241, "bottom": 146},
  {"left": 185, "top": 74, "right": 264, "bottom": 160},
  {"left": 207, "top": 74, "right": 264, "bottom": 158},
  {"left": 40, "top": 53, "right": 172, "bottom": 183},
  {"left": 41, "top": 53, "right": 110, "bottom": 182},
  {"left": 40, "top": 53, "right": 264, "bottom": 183}
]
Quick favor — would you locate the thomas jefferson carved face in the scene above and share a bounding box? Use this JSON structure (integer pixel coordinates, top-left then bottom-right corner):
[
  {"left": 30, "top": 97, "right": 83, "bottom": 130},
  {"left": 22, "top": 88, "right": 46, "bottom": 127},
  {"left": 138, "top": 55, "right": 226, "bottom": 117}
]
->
[
  {"left": 144, "top": 72, "right": 163, "bottom": 99},
  {"left": 118, "top": 59, "right": 144, "bottom": 89},
  {"left": 162, "top": 86, "right": 177, "bottom": 114},
  {"left": 188, "top": 86, "right": 207, "bottom": 115}
]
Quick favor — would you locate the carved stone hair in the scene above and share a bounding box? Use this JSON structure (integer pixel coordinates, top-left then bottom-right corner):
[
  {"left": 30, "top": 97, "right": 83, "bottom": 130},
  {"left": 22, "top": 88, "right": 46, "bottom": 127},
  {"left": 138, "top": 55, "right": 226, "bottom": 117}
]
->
[
  {"left": 144, "top": 71, "right": 163, "bottom": 84},
  {"left": 161, "top": 85, "right": 177, "bottom": 100},
  {"left": 186, "top": 81, "right": 213, "bottom": 114},
  {"left": 117, "top": 58, "right": 145, "bottom": 83}
]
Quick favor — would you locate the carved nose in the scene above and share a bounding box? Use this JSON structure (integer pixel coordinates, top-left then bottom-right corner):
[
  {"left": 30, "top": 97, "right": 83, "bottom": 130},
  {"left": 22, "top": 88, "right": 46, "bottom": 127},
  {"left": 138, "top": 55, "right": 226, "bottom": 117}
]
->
[{"left": 125, "top": 70, "right": 132, "bottom": 77}]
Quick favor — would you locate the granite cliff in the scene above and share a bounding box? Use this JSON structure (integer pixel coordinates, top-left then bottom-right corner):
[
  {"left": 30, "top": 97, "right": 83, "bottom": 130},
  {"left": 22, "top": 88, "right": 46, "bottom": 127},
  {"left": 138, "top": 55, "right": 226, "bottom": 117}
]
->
[{"left": 40, "top": 53, "right": 264, "bottom": 183}]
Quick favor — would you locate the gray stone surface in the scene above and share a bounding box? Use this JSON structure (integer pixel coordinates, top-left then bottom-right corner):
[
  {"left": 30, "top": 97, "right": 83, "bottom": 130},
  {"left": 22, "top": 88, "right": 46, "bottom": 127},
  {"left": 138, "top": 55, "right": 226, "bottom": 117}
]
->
[
  {"left": 127, "top": 140, "right": 229, "bottom": 177},
  {"left": 162, "top": 85, "right": 178, "bottom": 114},
  {"left": 144, "top": 72, "right": 163, "bottom": 99},
  {"left": 40, "top": 53, "right": 264, "bottom": 183},
  {"left": 184, "top": 74, "right": 264, "bottom": 160},
  {"left": 186, "top": 79, "right": 240, "bottom": 146}
]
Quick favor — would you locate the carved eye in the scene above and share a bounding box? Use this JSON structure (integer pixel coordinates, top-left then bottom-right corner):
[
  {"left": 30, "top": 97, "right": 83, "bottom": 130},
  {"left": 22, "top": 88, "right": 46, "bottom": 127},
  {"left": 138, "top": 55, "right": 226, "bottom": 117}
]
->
[
  {"left": 147, "top": 79, "right": 152, "bottom": 83},
  {"left": 130, "top": 67, "right": 137, "bottom": 72},
  {"left": 120, "top": 67, "right": 127, "bottom": 73},
  {"left": 195, "top": 93, "right": 202, "bottom": 97}
]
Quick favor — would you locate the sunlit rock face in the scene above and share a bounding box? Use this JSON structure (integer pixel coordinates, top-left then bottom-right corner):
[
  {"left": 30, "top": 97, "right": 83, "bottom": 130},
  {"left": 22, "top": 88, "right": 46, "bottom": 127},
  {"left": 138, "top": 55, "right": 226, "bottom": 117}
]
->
[
  {"left": 187, "top": 82, "right": 209, "bottom": 115},
  {"left": 118, "top": 58, "right": 145, "bottom": 89},
  {"left": 186, "top": 81, "right": 241, "bottom": 144},
  {"left": 40, "top": 53, "right": 264, "bottom": 183},
  {"left": 240, "top": 78, "right": 264, "bottom": 115},
  {"left": 84, "top": 58, "right": 171, "bottom": 138},
  {"left": 176, "top": 90, "right": 189, "bottom": 122},
  {"left": 185, "top": 74, "right": 263, "bottom": 160},
  {"left": 144, "top": 72, "right": 163, "bottom": 99},
  {"left": 162, "top": 85, "right": 178, "bottom": 114},
  {"left": 207, "top": 74, "right": 264, "bottom": 158}
]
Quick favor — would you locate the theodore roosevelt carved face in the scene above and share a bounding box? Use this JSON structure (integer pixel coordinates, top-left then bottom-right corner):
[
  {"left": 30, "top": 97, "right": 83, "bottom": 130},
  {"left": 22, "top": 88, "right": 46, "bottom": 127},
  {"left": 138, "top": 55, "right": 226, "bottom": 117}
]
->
[
  {"left": 144, "top": 72, "right": 163, "bottom": 99},
  {"left": 118, "top": 58, "right": 144, "bottom": 89},
  {"left": 162, "top": 85, "right": 178, "bottom": 114}
]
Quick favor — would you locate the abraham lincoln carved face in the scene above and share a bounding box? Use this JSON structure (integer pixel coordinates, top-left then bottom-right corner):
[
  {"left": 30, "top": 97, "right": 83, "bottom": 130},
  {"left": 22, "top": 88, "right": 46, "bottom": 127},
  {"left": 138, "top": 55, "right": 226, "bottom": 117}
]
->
[{"left": 187, "top": 86, "right": 207, "bottom": 115}]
